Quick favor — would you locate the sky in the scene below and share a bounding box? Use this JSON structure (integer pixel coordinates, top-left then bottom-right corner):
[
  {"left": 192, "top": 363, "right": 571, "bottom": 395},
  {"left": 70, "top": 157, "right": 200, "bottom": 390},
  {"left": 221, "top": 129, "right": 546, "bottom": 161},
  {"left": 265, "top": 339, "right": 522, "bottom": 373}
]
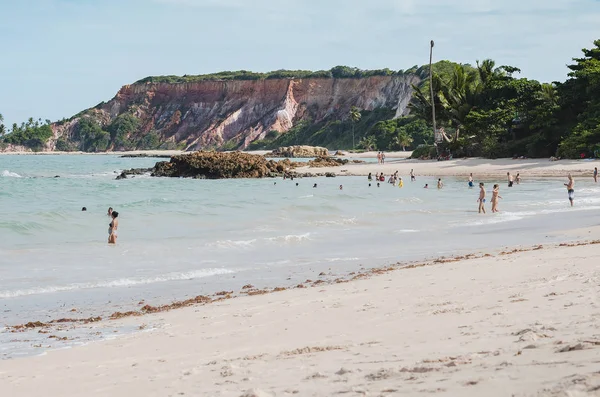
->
[{"left": 1, "top": 0, "right": 599, "bottom": 127}]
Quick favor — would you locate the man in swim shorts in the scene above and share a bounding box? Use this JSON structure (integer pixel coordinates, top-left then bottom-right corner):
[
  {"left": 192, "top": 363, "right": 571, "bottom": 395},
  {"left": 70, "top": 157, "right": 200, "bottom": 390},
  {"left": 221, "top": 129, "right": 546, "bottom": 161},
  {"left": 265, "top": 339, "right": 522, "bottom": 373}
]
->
[
  {"left": 565, "top": 174, "right": 575, "bottom": 207},
  {"left": 507, "top": 172, "right": 514, "bottom": 187},
  {"left": 468, "top": 173, "right": 474, "bottom": 188},
  {"left": 478, "top": 182, "right": 486, "bottom": 214}
]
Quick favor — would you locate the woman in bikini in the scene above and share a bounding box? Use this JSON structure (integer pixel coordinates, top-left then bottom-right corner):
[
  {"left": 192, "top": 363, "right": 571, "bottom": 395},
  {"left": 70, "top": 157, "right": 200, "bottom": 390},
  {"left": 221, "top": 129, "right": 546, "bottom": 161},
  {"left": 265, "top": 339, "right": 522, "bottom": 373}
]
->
[
  {"left": 491, "top": 184, "right": 502, "bottom": 213},
  {"left": 108, "top": 211, "right": 119, "bottom": 244}
]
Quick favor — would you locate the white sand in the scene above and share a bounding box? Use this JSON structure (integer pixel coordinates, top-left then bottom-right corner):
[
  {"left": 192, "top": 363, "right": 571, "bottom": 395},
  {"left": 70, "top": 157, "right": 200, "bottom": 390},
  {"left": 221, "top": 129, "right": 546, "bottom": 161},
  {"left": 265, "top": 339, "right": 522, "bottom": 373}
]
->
[
  {"left": 300, "top": 158, "right": 600, "bottom": 178},
  {"left": 2, "top": 239, "right": 600, "bottom": 396}
]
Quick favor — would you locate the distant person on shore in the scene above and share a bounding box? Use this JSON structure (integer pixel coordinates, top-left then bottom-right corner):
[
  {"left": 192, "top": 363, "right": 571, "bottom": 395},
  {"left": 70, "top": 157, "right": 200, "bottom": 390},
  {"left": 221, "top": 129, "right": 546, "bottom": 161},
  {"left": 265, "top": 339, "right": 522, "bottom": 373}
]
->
[
  {"left": 468, "top": 173, "right": 474, "bottom": 188},
  {"left": 108, "top": 211, "right": 119, "bottom": 244},
  {"left": 107, "top": 207, "right": 113, "bottom": 217},
  {"left": 507, "top": 172, "right": 514, "bottom": 187},
  {"left": 398, "top": 177, "right": 403, "bottom": 188},
  {"left": 516, "top": 173, "right": 521, "bottom": 184},
  {"left": 491, "top": 184, "right": 502, "bottom": 213},
  {"left": 377, "top": 152, "right": 382, "bottom": 164},
  {"left": 437, "top": 178, "right": 443, "bottom": 189},
  {"left": 594, "top": 167, "right": 598, "bottom": 183},
  {"left": 410, "top": 169, "right": 416, "bottom": 182},
  {"left": 564, "top": 174, "right": 575, "bottom": 207},
  {"left": 478, "top": 183, "right": 486, "bottom": 214},
  {"left": 381, "top": 152, "right": 386, "bottom": 164},
  {"left": 368, "top": 172, "right": 372, "bottom": 181}
]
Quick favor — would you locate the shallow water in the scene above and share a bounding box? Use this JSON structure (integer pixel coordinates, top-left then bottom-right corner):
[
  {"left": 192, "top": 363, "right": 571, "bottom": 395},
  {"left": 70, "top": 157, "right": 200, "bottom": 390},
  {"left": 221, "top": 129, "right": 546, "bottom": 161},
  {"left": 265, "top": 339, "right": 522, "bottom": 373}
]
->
[{"left": 1, "top": 154, "right": 600, "bottom": 358}]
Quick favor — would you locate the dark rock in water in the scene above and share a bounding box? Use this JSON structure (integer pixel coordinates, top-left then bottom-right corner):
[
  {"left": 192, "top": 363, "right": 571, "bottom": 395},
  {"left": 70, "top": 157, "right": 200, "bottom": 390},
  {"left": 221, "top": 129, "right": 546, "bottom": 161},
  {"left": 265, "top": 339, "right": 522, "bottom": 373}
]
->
[
  {"left": 325, "top": 172, "right": 336, "bottom": 177},
  {"left": 308, "top": 156, "right": 348, "bottom": 168},
  {"left": 150, "top": 151, "right": 300, "bottom": 179},
  {"left": 54, "top": 175, "right": 60, "bottom": 178},
  {"left": 120, "top": 154, "right": 172, "bottom": 158},
  {"left": 115, "top": 167, "right": 152, "bottom": 180}
]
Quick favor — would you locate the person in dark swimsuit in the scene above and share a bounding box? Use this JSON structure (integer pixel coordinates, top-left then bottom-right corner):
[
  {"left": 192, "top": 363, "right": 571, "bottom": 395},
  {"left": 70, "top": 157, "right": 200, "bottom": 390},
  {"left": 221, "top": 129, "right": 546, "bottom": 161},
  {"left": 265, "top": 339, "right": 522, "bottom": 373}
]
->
[{"left": 108, "top": 211, "right": 119, "bottom": 244}]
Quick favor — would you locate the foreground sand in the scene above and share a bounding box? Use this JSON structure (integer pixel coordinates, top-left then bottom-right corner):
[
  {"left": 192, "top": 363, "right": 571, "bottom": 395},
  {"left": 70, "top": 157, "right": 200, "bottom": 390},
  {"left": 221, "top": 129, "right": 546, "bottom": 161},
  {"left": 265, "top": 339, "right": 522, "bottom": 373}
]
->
[
  {"left": 2, "top": 240, "right": 600, "bottom": 396},
  {"left": 300, "top": 157, "right": 600, "bottom": 178}
]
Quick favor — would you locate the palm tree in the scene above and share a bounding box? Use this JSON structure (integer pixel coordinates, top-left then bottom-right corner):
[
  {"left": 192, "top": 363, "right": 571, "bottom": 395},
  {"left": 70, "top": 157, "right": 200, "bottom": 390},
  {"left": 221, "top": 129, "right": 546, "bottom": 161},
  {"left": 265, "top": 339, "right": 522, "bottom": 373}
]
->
[
  {"left": 349, "top": 106, "right": 361, "bottom": 149},
  {"left": 438, "top": 65, "right": 479, "bottom": 142},
  {"left": 0, "top": 113, "right": 4, "bottom": 137},
  {"left": 397, "top": 133, "right": 413, "bottom": 151}
]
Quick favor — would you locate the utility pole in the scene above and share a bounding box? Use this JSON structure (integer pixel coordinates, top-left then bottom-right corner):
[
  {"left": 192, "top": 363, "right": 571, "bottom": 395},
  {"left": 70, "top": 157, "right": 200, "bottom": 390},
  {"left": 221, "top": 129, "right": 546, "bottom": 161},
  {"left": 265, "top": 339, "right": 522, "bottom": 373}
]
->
[{"left": 429, "top": 40, "right": 438, "bottom": 154}]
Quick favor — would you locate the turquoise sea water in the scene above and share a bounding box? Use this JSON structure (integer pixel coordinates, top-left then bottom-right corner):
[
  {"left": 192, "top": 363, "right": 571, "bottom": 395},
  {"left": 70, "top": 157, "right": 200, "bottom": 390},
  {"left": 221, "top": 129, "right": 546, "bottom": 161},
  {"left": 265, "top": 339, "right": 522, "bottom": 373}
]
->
[{"left": 2, "top": 154, "right": 600, "bottom": 358}]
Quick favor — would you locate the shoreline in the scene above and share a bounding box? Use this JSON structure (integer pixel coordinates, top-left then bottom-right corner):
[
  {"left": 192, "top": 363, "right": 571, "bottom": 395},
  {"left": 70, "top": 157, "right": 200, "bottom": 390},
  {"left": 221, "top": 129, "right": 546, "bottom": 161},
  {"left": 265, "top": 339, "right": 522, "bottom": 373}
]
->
[{"left": 2, "top": 237, "right": 600, "bottom": 395}]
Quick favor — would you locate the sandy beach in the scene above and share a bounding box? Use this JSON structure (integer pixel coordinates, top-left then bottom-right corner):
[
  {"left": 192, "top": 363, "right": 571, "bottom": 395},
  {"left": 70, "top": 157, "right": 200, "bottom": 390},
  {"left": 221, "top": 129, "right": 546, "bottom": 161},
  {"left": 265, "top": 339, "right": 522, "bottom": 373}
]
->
[
  {"left": 300, "top": 157, "right": 600, "bottom": 178},
  {"left": 2, "top": 234, "right": 599, "bottom": 396}
]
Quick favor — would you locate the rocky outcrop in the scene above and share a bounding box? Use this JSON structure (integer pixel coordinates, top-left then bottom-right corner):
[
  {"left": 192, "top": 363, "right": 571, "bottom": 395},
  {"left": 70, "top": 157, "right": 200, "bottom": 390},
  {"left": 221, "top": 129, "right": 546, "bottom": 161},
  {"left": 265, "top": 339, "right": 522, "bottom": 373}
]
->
[
  {"left": 149, "top": 151, "right": 299, "bottom": 179},
  {"left": 307, "top": 156, "right": 348, "bottom": 167},
  {"left": 50, "top": 73, "right": 419, "bottom": 151},
  {"left": 268, "top": 145, "right": 329, "bottom": 158}
]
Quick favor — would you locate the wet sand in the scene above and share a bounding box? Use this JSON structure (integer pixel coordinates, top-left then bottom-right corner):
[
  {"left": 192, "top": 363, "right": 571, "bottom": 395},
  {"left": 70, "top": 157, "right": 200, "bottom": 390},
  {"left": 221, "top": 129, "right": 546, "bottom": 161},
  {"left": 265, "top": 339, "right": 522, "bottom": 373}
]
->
[{"left": 2, "top": 237, "right": 599, "bottom": 396}]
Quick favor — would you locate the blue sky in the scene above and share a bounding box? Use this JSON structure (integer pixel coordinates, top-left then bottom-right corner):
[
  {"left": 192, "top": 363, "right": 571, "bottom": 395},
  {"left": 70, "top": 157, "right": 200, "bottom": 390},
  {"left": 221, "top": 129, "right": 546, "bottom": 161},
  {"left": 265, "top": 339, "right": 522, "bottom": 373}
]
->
[{"left": 1, "top": 0, "right": 599, "bottom": 126}]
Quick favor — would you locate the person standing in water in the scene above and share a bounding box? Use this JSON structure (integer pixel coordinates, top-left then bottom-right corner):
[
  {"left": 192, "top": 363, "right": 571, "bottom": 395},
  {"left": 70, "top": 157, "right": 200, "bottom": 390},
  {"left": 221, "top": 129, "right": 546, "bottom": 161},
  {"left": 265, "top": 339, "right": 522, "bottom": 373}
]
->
[
  {"left": 368, "top": 172, "right": 373, "bottom": 181},
  {"left": 107, "top": 207, "right": 113, "bottom": 217},
  {"left": 108, "top": 211, "right": 119, "bottom": 244},
  {"left": 398, "top": 177, "right": 403, "bottom": 188},
  {"left": 478, "top": 183, "right": 486, "bottom": 214},
  {"left": 437, "top": 178, "right": 443, "bottom": 189},
  {"left": 381, "top": 152, "right": 386, "bottom": 164},
  {"left": 377, "top": 152, "right": 382, "bottom": 164},
  {"left": 507, "top": 172, "right": 514, "bottom": 187},
  {"left": 565, "top": 174, "right": 575, "bottom": 207},
  {"left": 468, "top": 173, "right": 474, "bottom": 188},
  {"left": 516, "top": 173, "right": 521, "bottom": 184},
  {"left": 594, "top": 167, "right": 598, "bottom": 183},
  {"left": 491, "top": 184, "right": 502, "bottom": 213},
  {"left": 410, "top": 169, "right": 416, "bottom": 182}
]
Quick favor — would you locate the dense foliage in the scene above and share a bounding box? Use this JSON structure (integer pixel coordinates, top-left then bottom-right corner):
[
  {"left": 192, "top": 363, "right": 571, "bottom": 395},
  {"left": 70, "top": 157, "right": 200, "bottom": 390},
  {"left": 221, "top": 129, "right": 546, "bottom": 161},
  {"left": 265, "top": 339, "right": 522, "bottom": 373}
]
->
[
  {"left": 136, "top": 66, "right": 406, "bottom": 84},
  {"left": 2, "top": 118, "right": 53, "bottom": 151}
]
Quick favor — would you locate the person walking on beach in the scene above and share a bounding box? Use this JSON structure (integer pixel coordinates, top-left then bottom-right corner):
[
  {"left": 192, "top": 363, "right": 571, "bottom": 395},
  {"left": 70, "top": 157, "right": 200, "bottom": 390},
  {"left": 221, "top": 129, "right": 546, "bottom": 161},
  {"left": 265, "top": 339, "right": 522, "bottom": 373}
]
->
[
  {"left": 377, "top": 152, "right": 382, "bottom": 164},
  {"left": 410, "top": 169, "right": 416, "bottom": 182},
  {"left": 468, "top": 173, "right": 474, "bottom": 188},
  {"left": 594, "top": 167, "right": 598, "bottom": 183},
  {"left": 108, "top": 211, "right": 119, "bottom": 244},
  {"left": 437, "top": 178, "right": 443, "bottom": 189},
  {"left": 478, "top": 183, "right": 486, "bottom": 214},
  {"left": 491, "top": 184, "right": 502, "bottom": 213},
  {"left": 565, "top": 174, "right": 575, "bottom": 207},
  {"left": 507, "top": 172, "right": 514, "bottom": 187}
]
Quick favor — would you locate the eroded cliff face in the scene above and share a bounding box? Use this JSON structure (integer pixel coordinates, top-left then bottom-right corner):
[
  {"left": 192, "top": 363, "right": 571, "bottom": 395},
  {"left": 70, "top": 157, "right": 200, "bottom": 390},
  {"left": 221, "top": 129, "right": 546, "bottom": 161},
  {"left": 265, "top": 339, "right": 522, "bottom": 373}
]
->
[{"left": 51, "top": 74, "right": 419, "bottom": 151}]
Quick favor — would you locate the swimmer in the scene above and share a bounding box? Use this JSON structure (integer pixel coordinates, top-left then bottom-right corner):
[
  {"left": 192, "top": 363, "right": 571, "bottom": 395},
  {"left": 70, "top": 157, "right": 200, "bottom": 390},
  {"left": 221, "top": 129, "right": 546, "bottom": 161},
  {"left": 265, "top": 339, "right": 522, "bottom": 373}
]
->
[
  {"left": 274, "top": 182, "right": 277, "bottom": 185},
  {"left": 424, "top": 184, "right": 428, "bottom": 188},
  {"left": 107, "top": 207, "right": 113, "bottom": 216},
  {"left": 377, "top": 182, "right": 380, "bottom": 187},
  {"left": 478, "top": 183, "right": 486, "bottom": 214},
  {"left": 437, "top": 178, "right": 443, "bottom": 189},
  {"left": 507, "top": 172, "right": 514, "bottom": 187},
  {"left": 491, "top": 184, "right": 502, "bottom": 213},
  {"left": 368, "top": 172, "right": 372, "bottom": 181},
  {"left": 410, "top": 169, "right": 416, "bottom": 181},
  {"left": 398, "top": 177, "right": 403, "bottom": 188},
  {"left": 369, "top": 183, "right": 371, "bottom": 187},
  {"left": 81, "top": 207, "right": 87, "bottom": 212},
  {"left": 564, "top": 174, "right": 575, "bottom": 207},
  {"left": 108, "top": 211, "right": 119, "bottom": 244},
  {"left": 339, "top": 185, "right": 343, "bottom": 190},
  {"left": 296, "top": 182, "right": 299, "bottom": 186},
  {"left": 594, "top": 167, "right": 598, "bottom": 183},
  {"left": 468, "top": 173, "right": 474, "bottom": 188},
  {"left": 313, "top": 183, "right": 317, "bottom": 188}
]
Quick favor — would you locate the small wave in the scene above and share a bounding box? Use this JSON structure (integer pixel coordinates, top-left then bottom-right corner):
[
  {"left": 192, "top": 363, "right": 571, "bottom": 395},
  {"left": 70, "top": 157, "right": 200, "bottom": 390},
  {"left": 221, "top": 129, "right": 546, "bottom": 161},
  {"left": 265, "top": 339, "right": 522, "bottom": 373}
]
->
[
  {"left": 0, "top": 268, "right": 234, "bottom": 298},
  {"left": 2, "top": 170, "right": 22, "bottom": 178},
  {"left": 299, "top": 194, "right": 314, "bottom": 199},
  {"left": 312, "top": 218, "right": 357, "bottom": 226},
  {"left": 325, "top": 257, "right": 360, "bottom": 262},
  {"left": 266, "top": 233, "right": 311, "bottom": 243},
  {"left": 394, "top": 229, "right": 419, "bottom": 233},
  {"left": 207, "top": 239, "right": 257, "bottom": 248}
]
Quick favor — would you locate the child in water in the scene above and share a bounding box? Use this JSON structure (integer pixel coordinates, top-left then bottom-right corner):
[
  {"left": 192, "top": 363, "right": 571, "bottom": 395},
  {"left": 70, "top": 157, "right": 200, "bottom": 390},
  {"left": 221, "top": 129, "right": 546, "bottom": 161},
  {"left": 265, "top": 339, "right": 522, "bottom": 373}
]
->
[{"left": 398, "top": 177, "right": 403, "bottom": 188}]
